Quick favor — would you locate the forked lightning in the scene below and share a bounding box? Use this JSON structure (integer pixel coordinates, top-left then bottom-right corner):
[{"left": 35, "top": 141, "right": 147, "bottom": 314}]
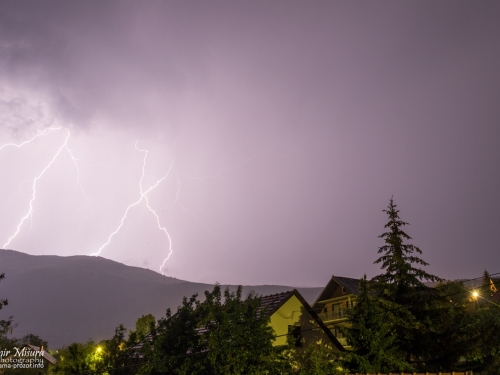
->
[{"left": 91, "top": 141, "right": 174, "bottom": 275}]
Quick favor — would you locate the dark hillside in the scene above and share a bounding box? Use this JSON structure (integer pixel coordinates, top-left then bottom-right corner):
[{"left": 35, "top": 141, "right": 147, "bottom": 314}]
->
[{"left": 0, "top": 250, "right": 322, "bottom": 348}]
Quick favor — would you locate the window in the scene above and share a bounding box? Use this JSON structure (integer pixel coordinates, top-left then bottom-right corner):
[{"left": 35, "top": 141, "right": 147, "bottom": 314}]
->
[
  {"left": 288, "top": 325, "right": 302, "bottom": 347},
  {"left": 341, "top": 286, "right": 346, "bottom": 294}
]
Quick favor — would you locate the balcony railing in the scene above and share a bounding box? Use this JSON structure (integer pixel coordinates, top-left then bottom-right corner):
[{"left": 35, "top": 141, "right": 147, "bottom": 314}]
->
[{"left": 318, "top": 310, "right": 348, "bottom": 322}]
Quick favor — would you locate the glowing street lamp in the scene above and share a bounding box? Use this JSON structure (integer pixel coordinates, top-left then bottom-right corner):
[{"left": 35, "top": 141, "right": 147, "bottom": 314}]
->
[{"left": 472, "top": 290, "right": 479, "bottom": 300}]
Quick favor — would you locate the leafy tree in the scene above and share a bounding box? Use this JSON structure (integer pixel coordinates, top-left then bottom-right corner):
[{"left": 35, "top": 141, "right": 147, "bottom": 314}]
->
[
  {"left": 464, "top": 302, "right": 500, "bottom": 374},
  {"left": 18, "top": 333, "right": 48, "bottom": 349},
  {"left": 142, "top": 284, "right": 288, "bottom": 375},
  {"left": 140, "top": 293, "right": 203, "bottom": 374},
  {"left": 200, "top": 285, "right": 280, "bottom": 375},
  {"left": 0, "top": 317, "right": 17, "bottom": 349},
  {"left": 340, "top": 275, "right": 414, "bottom": 373},
  {"left": 0, "top": 272, "right": 8, "bottom": 310},
  {"left": 288, "top": 339, "right": 341, "bottom": 375},
  {"left": 133, "top": 314, "right": 155, "bottom": 340},
  {"left": 0, "top": 272, "right": 51, "bottom": 374},
  {"left": 0, "top": 273, "right": 14, "bottom": 349},
  {"left": 52, "top": 341, "right": 99, "bottom": 375},
  {"left": 413, "top": 281, "right": 473, "bottom": 372},
  {"left": 95, "top": 324, "right": 141, "bottom": 375}
]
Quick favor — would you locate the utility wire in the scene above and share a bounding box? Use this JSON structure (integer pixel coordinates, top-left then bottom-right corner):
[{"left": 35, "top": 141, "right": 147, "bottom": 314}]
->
[
  {"left": 123, "top": 271, "right": 500, "bottom": 357},
  {"left": 325, "top": 279, "right": 500, "bottom": 332},
  {"left": 77, "top": 272, "right": 500, "bottom": 375},
  {"left": 310, "top": 271, "right": 500, "bottom": 311}
]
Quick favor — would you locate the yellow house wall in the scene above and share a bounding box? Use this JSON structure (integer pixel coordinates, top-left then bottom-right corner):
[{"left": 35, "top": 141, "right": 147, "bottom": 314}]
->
[
  {"left": 269, "top": 295, "right": 304, "bottom": 346},
  {"left": 269, "top": 295, "right": 339, "bottom": 351}
]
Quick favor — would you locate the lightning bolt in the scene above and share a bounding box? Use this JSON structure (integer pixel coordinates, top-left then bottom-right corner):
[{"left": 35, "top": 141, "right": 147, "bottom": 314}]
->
[
  {"left": 91, "top": 141, "right": 174, "bottom": 275},
  {"left": 1, "top": 127, "right": 89, "bottom": 248},
  {"left": 3, "top": 128, "right": 69, "bottom": 248},
  {"left": 66, "top": 146, "right": 91, "bottom": 202},
  {"left": 2, "top": 125, "right": 259, "bottom": 276},
  {"left": 0, "top": 127, "right": 60, "bottom": 151}
]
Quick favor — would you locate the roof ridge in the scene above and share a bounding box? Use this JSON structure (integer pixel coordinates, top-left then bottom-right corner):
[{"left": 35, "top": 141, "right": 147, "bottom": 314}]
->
[
  {"left": 261, "top": 290, "right": 294, "bottom": 297},
  {"left": 332, "top": 275, "right": 360, "bottom": 280}
]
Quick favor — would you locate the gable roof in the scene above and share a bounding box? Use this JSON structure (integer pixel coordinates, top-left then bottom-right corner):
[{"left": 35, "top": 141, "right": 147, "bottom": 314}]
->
[
  {"left": 130, "top": 289, "right": 345, "bottom": 354},
  {"left": 5, "top": 345, "right": 57, "bottom": 365},
  {"left": 313, "top": 275, "right": 360, "bottom": 306},
  {"left": 258, "top": 290, "right": 295, "bottom": 317},
  {"left": 259, "top": 289, "right": 344, "bottom": 351},
  {"left": 334, "top": 276, "right": 361, "bottom": 295}
]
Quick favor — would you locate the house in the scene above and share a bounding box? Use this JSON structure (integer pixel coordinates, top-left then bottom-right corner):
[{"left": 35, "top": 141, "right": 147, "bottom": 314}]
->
[
  {"left": 131, "top": 289, "right": 344, "bottom": 357},
  {"left": 312, "top": 275, "right": 360, "bottom": 349},
  {"left": 259, "top": 289, "right": 344, "bottom": 351}
]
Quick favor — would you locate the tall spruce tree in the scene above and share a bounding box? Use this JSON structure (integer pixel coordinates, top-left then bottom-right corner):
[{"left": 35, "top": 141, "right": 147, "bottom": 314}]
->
[
  {"left": 371, "top": 197, "right": 441, "bottom": 368},
  {"left": 372, "top": 197, "right": 441, "bottom": 304},
  {"left": 482, "top": 269, "right": 491, "bottom": 288}
]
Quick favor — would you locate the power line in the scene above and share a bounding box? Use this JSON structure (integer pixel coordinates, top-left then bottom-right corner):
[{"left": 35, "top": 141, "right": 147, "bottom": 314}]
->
[
  {"left": 121, "top": 271, "right": 500, "bottom": 358},
  {"left": 76, "top": 271, "right": 500, "bottom": 375},
  {"left": 324, "top": 273, "right": 500, "bottom": 328}
]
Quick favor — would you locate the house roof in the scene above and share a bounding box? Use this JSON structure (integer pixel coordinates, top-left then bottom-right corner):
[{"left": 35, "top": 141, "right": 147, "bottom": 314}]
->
[
  {"left": 313, "top": 275, "right": 360, "bottom": 307},
  {"left": 5, "top": 345, "right": 57, "bottom": 365},
  {"left": 258, "top": 290, "right": 295, "bottom": 317},
  {"left": 333, "top": 276, "right": 361, "bottom": 295},
  {"left": 130, "top": 289, "right": 344, "bottom": 353},
  {"left": 259, "top": 289, "right": 344, "bottom": 351},
  {"left": 28, "top": 345, "right": 57, "bottom": 364}
]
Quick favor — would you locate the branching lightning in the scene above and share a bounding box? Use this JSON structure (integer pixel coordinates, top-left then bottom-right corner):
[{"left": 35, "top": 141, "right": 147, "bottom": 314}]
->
[
  {"left": 2, "top": 127, "right": 250, "bottom": 276},
  {"left": 2, "top": 127, "right": 78, "bottom": 248},
  {"left": 91, "top": 141, "right": 174, "bottom": 275},
  {"left": 0, "top": 127, "right": 60, "bottom": 151},
  {"left": 2, "top": 128, "right": 183, "bottom": 275}
]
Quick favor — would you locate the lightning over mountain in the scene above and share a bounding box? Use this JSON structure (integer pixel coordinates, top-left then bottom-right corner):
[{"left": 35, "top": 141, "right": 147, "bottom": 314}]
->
[
  {"left": 1, "top": 127, "right": 86, "bottom": 249},
  {"left": 0, "top": 125, "right": 220, "bottom": 276},
  {"left": 1, "top": 123, "right": 262, "bottom": 279},
  {"left": 91, "top": 141, "right": 174, "bottom": 275}
]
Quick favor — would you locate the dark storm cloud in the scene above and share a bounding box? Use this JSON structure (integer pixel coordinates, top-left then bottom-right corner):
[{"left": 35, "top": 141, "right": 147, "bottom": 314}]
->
[
  {"left": 0, "top": 1, "right": 211, "bottom": 133},
  {"left": 0, "top": 1, "right": 499, "bottom": 285}
]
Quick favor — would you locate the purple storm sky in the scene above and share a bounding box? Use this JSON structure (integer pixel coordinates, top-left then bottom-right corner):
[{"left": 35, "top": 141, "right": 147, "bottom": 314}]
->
[{"left": 0, "top": 1, "right": 499, "bottom": 287}]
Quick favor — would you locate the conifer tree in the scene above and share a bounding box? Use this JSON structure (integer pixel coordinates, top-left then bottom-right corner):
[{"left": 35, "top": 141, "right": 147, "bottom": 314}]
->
[
  {"left": 371, "top": 197, "right": 441, "bottom": 368},
  {"left": 482, "top": 269, "right": 491, "bottom": 288},
  {"left": 372, "top": 197, "right": 441, "bottom": 304}
]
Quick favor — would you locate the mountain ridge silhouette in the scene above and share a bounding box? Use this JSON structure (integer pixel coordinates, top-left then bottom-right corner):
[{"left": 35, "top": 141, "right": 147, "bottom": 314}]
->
[{"left": 0, "top": 249, "right": 323, "bottom": 348}]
